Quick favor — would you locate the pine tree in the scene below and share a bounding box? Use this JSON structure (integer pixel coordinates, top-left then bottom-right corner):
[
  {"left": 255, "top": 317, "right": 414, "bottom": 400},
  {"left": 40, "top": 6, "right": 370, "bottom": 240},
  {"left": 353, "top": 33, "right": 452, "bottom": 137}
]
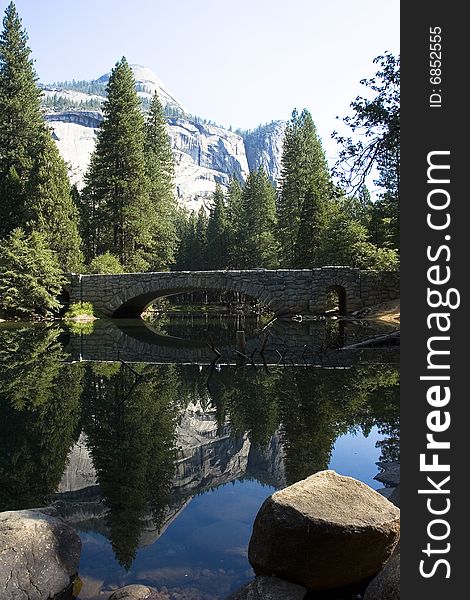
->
[
  {"left": 26, "top": 130, "right": 83, "bottom": 272},
  {"left": 194, "top": 206, "right": 208, "bottom": 270},
  {"left": 0, "top": 228, "right": 66, "bottom": 319},
  {"left": 294, "top": 188, "right": 326, "bottom": 267},
  {"left": 205, "top": 184, "right": 228, "bottom": 269},
  {"left": 238, "top": 167, "right": 278, "bottom": 268},
  {"left": 144, "top": 92, "right": 178, "bottom": 270},
  {"left": 0, "top": 2, "right": 43, "bottom": 236},
  {"left": 317, "top": 200, "right": 368, "bottom": 266},
  {"left": 174, "top": 207, "right": 208, "bottom": 271},
  {"left": 225, "top": 177, "right": 243, "bottom": 268},
  {"left": 0, "top": 3, "right": 83, "bottom": 271},
  {"left": 82, "top": 57, "right": 150, "bottom": 270},
  {"left": 276, "top": 109, "right": 331, "bottom": 267}
]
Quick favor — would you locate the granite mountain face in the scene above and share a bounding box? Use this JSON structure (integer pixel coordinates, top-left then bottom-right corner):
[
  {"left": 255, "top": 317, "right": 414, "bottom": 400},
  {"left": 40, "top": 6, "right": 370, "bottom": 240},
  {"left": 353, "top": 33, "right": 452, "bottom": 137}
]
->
[{"left": 43, "top": 64, "right": 285, "bottom": 211}]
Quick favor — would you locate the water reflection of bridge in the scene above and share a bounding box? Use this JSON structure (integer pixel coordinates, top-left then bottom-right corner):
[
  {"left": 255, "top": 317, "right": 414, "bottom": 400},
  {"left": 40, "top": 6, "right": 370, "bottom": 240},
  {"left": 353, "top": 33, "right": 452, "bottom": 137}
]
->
[{"left": 64, "top": 318, "right": 399, "bottom": 367}]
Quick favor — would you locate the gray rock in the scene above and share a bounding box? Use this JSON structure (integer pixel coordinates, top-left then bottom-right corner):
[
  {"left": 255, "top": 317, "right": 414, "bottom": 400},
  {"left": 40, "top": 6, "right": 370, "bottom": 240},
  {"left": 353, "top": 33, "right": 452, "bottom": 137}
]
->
[
  {"left": 248, "top": 470, "right": 400, "bottom": 591},
  {"left": 374, "top": 462, "right": 400, "bottom": 487},
  {"left": 389, "top": 484, "right": 400, "bottom": 508},
  {"left": 0, "top": 507, "right": 81, "bottom": 600},
  {"left": 363, "top": 553, "right": 400, "bottom": 600},
  {"left": 108, "top": 584, "right": 169, "bottom": 599},
  {"left": 242, "top": 121, "right": 286, "bottom": 184},
  {"left": 226, "top": 576, "right": 306, "bottom": 600}
]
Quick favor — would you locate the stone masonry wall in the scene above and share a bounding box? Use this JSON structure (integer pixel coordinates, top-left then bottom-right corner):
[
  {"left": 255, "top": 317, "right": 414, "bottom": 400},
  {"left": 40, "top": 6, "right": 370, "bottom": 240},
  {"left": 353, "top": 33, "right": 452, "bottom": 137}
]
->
[{"left": 67, "top": 268, "right": 399, "bottom": 318}]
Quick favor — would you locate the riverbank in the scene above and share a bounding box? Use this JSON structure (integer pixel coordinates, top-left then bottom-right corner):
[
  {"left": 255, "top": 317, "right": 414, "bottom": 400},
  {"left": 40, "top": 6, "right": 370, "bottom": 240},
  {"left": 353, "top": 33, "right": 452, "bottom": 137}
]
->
[{"left": 358, "top": 300, "right": 400, "bottom": 325}]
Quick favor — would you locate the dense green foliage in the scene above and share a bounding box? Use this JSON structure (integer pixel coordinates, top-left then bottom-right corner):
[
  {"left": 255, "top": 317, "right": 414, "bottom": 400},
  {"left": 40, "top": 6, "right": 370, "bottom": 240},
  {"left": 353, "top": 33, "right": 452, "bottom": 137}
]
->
[
  {"left": 176, "top": 168, "right": 278, "bottom": 271},
  {"left": 64, "top": 301, "right": 95, "bottom": 319},
  {"left": 0, "top": 2, "right": 43, "bottom": 236},
  {"left": 0, "top": 3, "right": 83, "bottom": 317},
  {"left": 0, "top": 229, "right": 66, "bottom": 319},
  {"left": 81, "top": 59, "right": 178, "bottom": 272},
  {"left": 144, "top": 93, "right": 179, "bottom": 269},
  {"left": 26, "top": 129, "right": 83, "bottom": 271},
  {"left": 205, "top": 184, "right": 228, "bottom": 269},
  {"left": 236, "top": 167, "right": 278, "bottom": 268},
  {"left": 176, "top": 205, "right": 208, "bottom": 270},
  {"left": 87, "top": 251, "right": 124, "bottom": 274}
]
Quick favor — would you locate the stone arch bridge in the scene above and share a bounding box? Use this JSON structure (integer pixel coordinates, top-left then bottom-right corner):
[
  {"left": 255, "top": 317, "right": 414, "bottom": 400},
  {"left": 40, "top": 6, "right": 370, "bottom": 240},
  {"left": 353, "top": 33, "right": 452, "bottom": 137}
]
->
[{"left": 67, "top": 267, "right": 399, "bottom": 318}]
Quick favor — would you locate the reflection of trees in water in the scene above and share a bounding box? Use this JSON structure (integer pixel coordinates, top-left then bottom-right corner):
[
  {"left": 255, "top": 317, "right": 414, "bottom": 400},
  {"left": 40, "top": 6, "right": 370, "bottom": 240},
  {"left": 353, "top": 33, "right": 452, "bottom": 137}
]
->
[
  {"left": 81, "top": 363, "right": 179, "bottom": 570},
  {"left": 0, "top": 326, "right": 83, "bottom": 511},
  {"left": 277, "top": 366, "right": 399, "bottom": 484},
  {"left": 0, "top": 326, "right": 399, "bottom": 569},
  {"left": 205, "top": 366, "right": 280, "bottom": 448},
  {"left": 177, "top": 363, "right": 400, "bottom": 485}
]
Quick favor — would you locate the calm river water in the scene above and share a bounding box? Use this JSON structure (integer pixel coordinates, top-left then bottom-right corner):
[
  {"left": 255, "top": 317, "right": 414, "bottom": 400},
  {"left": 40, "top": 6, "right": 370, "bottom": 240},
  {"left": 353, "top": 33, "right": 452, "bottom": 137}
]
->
[{"left": 0, "top": 315, "right": 399, "bottom": 600}]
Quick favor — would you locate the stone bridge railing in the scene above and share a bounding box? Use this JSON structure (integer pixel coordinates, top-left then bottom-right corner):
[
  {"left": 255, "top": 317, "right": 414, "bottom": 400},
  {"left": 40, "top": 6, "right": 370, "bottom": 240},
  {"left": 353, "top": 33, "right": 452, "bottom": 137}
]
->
[{"left": 67, "top": 267, "right": 399, "bottom": 318}]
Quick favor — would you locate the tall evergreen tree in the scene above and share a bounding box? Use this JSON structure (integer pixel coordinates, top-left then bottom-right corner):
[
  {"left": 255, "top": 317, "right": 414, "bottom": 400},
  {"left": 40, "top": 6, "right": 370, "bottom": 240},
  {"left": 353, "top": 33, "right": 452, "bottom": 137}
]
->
[
  {"left": 174, "top": 206, "right": 207, "bottom": 271},
  {"left": 194, "top": 206, "right": 208, "bottom": 270},
  {"left": 82, "top": 57, "right": 150, "bottom": 270},
  {"left": 26, "top": 130, "right": 83, "bottom": 271},
  {"left": 238, "top": 167, "right": 278, "bottom": 268},
  {"left": 225, "top": 177, "right": 243, "bottom": 268},
  {"left": 205, "top": 184, "right": 228, "bottom": 269},
  {"left": 0, "top": 3, "right": 83, "bottom": 271},
  {"left": 174, "top": 207, "right": 193, "bottom": 270},
  {"left": 144, "top": 92, "right": 178, "bottom": 270},
  {"left": 0, "top": 2, "right": 43, "bottom": 236},
  {"left": 276, "top": 109, "right": 331, "bottom": 267},
  {"left": 294, "top": 188, "right": 326, "bottom": 267}
]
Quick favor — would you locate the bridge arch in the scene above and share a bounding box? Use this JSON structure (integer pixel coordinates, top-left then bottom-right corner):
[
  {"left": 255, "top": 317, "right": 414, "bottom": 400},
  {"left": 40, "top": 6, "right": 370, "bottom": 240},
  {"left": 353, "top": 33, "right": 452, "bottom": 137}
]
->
[
  {"left": 326, "top": 284, "right": 348, "bottom": 316},
  {"left": 112, "top": 285, "right": 266, "bottom": 318}
]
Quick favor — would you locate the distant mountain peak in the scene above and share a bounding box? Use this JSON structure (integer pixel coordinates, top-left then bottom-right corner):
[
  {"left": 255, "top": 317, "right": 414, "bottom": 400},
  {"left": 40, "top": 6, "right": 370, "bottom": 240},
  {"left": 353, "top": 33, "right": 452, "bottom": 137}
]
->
[{"left": 97, "top": 63, "right": 186, "bottom": 113}]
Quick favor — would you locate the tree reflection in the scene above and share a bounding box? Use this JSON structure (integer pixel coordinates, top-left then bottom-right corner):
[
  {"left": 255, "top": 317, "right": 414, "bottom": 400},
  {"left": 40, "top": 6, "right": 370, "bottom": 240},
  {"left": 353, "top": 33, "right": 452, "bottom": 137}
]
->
[
  {"left": 81, "top": 363, "right": 179, "bottom": 569},
  {"left": 0, "top": 324, "right": 399, "bottom": 571},
  {"left": 177, "top": 363, "right": 399, "bottom": 485},
  {"left": 277, "top": 365, "right": 399, "bottom": 484},
  {"left": 0, "top": 326, "right": 82, "bottom": 511}
]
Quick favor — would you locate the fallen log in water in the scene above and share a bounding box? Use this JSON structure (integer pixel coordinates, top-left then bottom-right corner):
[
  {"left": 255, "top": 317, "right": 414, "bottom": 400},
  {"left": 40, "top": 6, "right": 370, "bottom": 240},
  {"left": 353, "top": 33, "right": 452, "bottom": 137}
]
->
[{"left": 339, "top": 330, "right": 400, "bottom": 350}]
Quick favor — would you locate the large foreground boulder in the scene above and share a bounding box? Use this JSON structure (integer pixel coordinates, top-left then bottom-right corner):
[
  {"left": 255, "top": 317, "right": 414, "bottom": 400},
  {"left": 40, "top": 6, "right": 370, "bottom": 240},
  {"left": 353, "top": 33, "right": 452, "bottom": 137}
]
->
[
  {"left": 226, "top": 576, "right": 307, "bottom": 599},
  {"left": 248, "top": 470, "right": 400, "bottom": 591},
  {"left": 363, "top": 553, "right": 400, "bottom": 600},
  {"left": 0, "top": 507, "right": 81, "bottom": 600}
]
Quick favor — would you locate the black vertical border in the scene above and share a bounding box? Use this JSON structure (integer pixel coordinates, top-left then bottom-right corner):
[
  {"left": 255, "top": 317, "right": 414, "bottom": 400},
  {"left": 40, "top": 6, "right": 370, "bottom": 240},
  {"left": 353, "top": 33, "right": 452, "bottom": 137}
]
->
[{"left": 401, "top": 3, "right": 466, "bottom": 598}]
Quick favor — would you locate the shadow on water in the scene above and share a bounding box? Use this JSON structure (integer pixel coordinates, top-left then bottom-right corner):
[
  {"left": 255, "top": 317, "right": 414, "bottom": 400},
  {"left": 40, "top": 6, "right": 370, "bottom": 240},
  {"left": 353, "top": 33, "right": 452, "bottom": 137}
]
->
[{"left": 0, "top": 318, "right": 399, "bottom": 599}]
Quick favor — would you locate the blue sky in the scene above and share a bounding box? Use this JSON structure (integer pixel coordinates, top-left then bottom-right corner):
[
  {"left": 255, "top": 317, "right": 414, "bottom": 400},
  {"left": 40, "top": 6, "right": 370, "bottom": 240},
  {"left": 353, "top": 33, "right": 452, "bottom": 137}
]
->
[{"left": 6, "top": 0, "right": 399, "bottom": 163}]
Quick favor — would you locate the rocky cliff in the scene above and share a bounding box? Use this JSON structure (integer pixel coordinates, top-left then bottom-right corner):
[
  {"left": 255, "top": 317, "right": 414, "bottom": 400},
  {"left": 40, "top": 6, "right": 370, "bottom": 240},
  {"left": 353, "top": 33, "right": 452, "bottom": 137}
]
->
[
  {"left": 242, "top": 121, "right": 285, "bottom": 184},
  {"left": 43, "top": 65, "right": 284, "bottom": 211}
]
